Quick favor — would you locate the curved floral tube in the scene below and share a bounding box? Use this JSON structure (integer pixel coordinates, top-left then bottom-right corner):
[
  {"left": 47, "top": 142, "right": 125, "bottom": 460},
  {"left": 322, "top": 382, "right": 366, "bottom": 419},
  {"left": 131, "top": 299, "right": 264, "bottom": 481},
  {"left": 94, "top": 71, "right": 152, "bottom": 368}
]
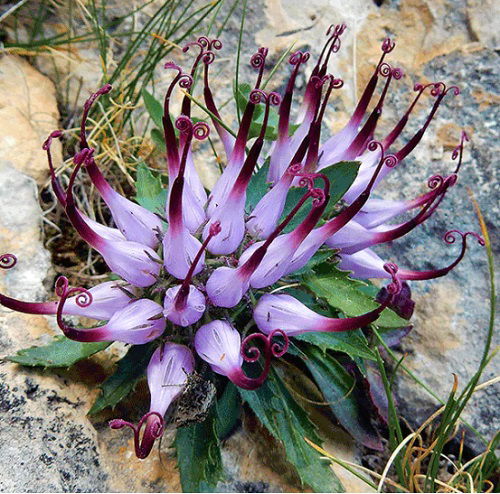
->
[
  {"left": 110, "top": 343, "right": 194, "bottom": 459},
  {"left": 194, "top": 321, "right": 289, "bottom": 390},
  {"left": 254, "top": 264, "right": 401, "bottom": 336},
  {"left": 55, "top": 277, "right": 165, "bottom": 343},
  {"left": 338, "top": 230, "right": 484, "bottom": 281}
]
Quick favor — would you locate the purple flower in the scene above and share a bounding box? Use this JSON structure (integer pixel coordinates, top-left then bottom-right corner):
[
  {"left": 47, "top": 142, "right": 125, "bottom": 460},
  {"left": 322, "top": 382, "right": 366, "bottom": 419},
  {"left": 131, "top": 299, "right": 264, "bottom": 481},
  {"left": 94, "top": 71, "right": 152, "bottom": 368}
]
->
[
  {"left": 0, "top": 279, "right": 136, "bottom": 320},
  {"left": 53, "top": 277, "right": 166, "bottom": 344},
  {"left": 194, "top": 320, "right": 289, "bottom": 390},
  {"left": 164, "top": 284, "right": 206, "bottom": 326},
  {"left": 254, "top": 292, "right": 388, "bottom": 337},
  {"left": 110, "top": 343, "right": 194, "bottom": 459},
  {"left": 194, "top": 320, "right": 243, "bottom": 376},
  {"left": 0, "top": 28, "right": 485, "bottom": 461}
]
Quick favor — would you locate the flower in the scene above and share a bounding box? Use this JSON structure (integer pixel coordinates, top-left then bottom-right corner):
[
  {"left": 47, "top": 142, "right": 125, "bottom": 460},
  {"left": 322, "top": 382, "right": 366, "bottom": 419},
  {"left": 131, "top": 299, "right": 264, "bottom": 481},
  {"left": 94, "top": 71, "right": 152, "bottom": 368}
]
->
[
  {"left": 110, "top": 343, "right": 194, "bottom": 459},
  {"left": 0, "top": 27, "right": 484, "bottom": 459}
]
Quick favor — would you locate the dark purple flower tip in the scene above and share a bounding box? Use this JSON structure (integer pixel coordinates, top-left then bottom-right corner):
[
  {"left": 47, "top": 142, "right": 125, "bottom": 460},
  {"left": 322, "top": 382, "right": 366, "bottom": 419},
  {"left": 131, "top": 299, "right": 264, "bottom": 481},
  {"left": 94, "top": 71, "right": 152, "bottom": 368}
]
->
[
  {"left": 109, "top": 418, "right": 129, "bottom": 429},
  {"left": 452, "top": 130, "right": 470, "bottom": 174},
  {"left": 228, "top": 329, "right": 289, "bottom": 390},
  {"left": 376, "top": 282, "right": 415, "bottom": 320},
  {"left": 209, "top": 221, "right": 222, "bottom": 236},
  {"left": 183, "top": 39, "right": 205, "bottom": 54},
  {"left": 164, "top": 60, "right": 181, "bottom": 71},
  {"left": 242, "top": 329, "right": 289, "bottom": 361},
  {"left": 98, "top": 84, "right": 112, "bottom": 95},
  {"left": 383, "top": 262, "right": 403, "bottom": 298},
  {"left": 444, "top": 229, "right": 485, "bottom": 247},
  {"left": 0, "top": 253, "right": 17, "bottom": 269},
  {"left": 109, "top": 412, "right": 164, "bottom": 460},
  {"left": 327, "top": 23, "right": 347, "bottom": 38},
  {"left": 378, "top": 62, "right": 403, "bottom": 80},
  {"left": 381, "top": 37, "right": 396, "bottom": 54},
  {"left": 289, "top": 50, "right": 310, "bottom": 65},
  {"left": 54, "top": 276, "right": 98, "bottom": 341},
  {"left": 398, "top": 230, "right": 485, "bottom": 281},
  {"left": 79, "top": 85, "right": 113, "bottom": 148},
  {"left": 250, "top": 47, "right": 269, "bottom": 69},
  {"left": 163, "top": 62, "right": 193, "bottom": 89},
  {"left": 175, "top": 116, "right": 210, "bottom": 140},
  {"left": 42, "top": 130, "right": 63, "bottom": 151},
  {"left": 73, "top": 147, "right": 94, "bottom": 165},
  {"left": 367, "top": 140, "right": 398, "bottom": 168},
  {"left": 431, "top": 81, "right": 460, "bottom": 97},
  {"left": 248, "top": 89, "right": 280, "bottom": 107},
  {"left": 295, "top": 170, "right": 331, "bottom": 204}
]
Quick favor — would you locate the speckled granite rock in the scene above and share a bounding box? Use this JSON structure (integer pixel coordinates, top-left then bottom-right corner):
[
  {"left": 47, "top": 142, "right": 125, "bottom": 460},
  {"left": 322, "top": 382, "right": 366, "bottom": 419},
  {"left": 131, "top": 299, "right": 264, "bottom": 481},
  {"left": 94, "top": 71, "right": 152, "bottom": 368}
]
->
[
  {"left": 0, "top": 0, "right": 498, "bottom": 491},
  {"left": 0, "top": 160, "right": 107, "bottom": 492}
]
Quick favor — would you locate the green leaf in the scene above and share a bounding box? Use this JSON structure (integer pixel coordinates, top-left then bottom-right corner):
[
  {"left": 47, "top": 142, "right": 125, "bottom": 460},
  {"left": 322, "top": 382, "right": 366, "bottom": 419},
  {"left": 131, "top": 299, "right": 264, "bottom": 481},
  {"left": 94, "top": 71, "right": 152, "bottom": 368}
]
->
[
  {"left": 88, "top": 342, "right": 156, "bottom": 415},
  {"left": 280, "top": 161, "right": 360, "bottom": 233},
  {"left": 303, "top": 263, "right": 408, "bottom": 328},
  {"left": 297, "top": 345, "right": 383, "bottom": 450},
  {"left": 292, "top": 249, "right": 335, "bottom": 276},
  {"left": 7, "top": 336, "right": 109, "bottom": 368},
  {"left": 240, "top": 368, "right": 343, "bottom": 492},
  {"left": 294, "top": 331, "right": 376, "bottom": 360},
  {"left": 215, "top": 382, "right": 241, "bottom": 440},
  {"left": 134, "top": 162, "right": 167, "bottom": 214},
  {"left": 141, "top": 88, "right": 163, "bottom": 128},
  {"left": 150, "top": 128, "right": 166, "bottom": 152},
  {"left": 175, "top": 404, "right": 223, "bottom": 492},
  {"left": 245, "top": 159, "right": 270, "bottom": 213}
]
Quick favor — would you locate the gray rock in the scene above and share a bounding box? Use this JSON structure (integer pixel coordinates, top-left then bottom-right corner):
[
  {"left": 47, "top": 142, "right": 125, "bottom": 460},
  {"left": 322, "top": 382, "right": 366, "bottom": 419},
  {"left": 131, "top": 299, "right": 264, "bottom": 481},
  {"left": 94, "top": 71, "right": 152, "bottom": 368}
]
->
[
  {"left": 375, "top": 47, "right": 499, "bottom": 452},
  {"left": 0, "top": 160, "right": 109, "bottom": 492}
]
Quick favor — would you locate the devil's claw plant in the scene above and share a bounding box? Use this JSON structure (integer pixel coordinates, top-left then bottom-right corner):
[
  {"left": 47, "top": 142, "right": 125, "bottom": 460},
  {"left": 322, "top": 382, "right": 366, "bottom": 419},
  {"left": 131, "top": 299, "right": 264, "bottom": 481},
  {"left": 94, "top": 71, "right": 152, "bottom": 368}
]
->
[{"left": 1, "top": 26, "right": 484, "bottom": 491}]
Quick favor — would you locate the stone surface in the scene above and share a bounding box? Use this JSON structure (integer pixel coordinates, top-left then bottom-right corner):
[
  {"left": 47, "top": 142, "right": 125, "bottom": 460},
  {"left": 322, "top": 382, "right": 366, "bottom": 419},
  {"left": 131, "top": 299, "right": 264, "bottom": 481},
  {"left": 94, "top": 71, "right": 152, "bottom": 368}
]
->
[
  {"left": 0, "top": 55, "right": 61, "bottom": 183},
  {"left": 0, "top": 160, "right": 106, "bottom": 492},
  {"left": 466, "top": 0, "right": 500, "bottom": 50},
  {"left": 0, "top": 0, "right": 498, "bottom": 491}
]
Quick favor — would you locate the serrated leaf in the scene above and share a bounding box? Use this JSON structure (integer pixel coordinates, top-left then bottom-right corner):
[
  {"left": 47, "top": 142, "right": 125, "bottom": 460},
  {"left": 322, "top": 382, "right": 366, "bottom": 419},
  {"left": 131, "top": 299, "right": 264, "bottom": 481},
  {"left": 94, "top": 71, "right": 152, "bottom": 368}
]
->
[
  {"left": 7, "top": 336, "right": 109, "bottom": 368},
  {"left": 88, "top": 342, "right": 156, "bottom": 415},
  {"left": 240, "top": 367, "right": 343, "bottom": 492},
  {"left": 294, "top": 331, "right": 376, "bottom": 360},
  {"left": 134, "top": 162, "right": 167, "bottom": 214},
  {"left": 142, "top": 88, "right": 164, "bottom": 128},
  {"left": 280, "top": 161, "right": 360, "bottom": 233},
  {"left": 303, "top": 263, "right": 408, "bottom": 328},
  {"left": 297, "top": 345, "right": 383, "bottom": 450},
  {"left": 175, "top": 404, "right": 223, "bottom": 492}
]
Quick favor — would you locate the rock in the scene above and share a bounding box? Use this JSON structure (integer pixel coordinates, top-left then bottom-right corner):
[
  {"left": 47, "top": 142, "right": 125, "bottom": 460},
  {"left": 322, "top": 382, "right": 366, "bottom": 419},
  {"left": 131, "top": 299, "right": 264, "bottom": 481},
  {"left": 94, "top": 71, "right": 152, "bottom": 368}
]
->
[
  {"left": 0, "top": 55, "right": 61, "bottom": 183},
  {"left": 466, "top": 0, "right": 500, "bottom": 50},
  {"left": 35, "top": 46, "right": 102, "bottom": 108},
  {"left": 0, "top": 160, "right": 107, "bottom": 491},
  {"left": 376, "top": 45, "right": 500, "bottom": 452}
]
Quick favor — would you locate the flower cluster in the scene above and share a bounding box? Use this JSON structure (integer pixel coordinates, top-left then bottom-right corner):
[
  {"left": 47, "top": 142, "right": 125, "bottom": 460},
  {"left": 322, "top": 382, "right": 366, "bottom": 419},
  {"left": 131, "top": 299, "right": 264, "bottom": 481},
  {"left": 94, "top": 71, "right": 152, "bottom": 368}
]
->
[{"left": 1, "top": 28, "right": 483, "bottom": 459}]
